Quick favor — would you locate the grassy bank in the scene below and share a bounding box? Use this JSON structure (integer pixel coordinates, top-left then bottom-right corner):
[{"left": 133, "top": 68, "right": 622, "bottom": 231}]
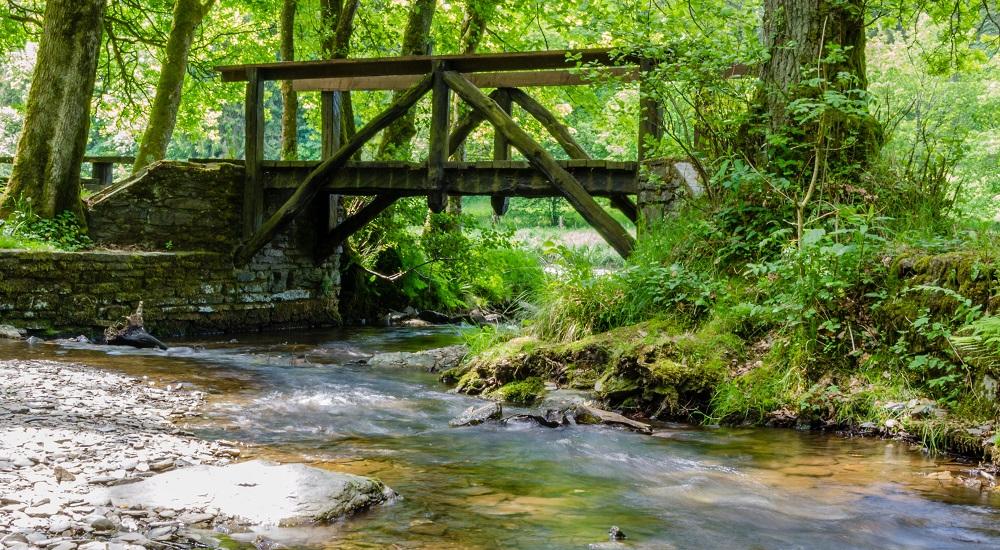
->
[{"left": 443, "top": 207, "right": 1000, "bottom": 463}]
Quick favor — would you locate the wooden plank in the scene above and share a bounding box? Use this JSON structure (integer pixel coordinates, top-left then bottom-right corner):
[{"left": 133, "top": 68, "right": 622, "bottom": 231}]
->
[
  {"left": 243, "top": 68, "right": 266, "bottom": 238},
  {"left": 293, "top": 67, "right": 639, "bottom": 92},
  {"left": 427, "top": 64, "right": 449, "bottom": 213},
  {"left": 234, "top": 73, "right": 433, "bottom": 264},
  {"left": 491, "top": 90, "right": 512, "bottom": 216},
  {"left": 443, "top": 70, "right": 634, "bottom": 258},
  {"left": 506, "top": 87, "right": 638, "bottom": 223},
  {"left": 315, "top": 194, "right": 398, "bottom": 264},
  {"left": 218, "top": 48, "right": 635, "bottom": 82},
  {"left": 262, "top": 163, "right": 639, "bottom": 196},
  {"left": 1, "top": 155, "right": 135, "bottom": 164}
]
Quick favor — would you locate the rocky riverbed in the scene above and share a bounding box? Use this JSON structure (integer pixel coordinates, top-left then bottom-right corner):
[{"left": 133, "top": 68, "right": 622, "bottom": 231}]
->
[{"left": 0, "top": 359, "right": 240, "bottom": 549}]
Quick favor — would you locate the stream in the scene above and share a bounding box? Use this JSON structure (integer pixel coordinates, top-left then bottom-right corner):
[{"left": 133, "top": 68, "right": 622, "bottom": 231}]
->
[{"left": 4, "top": 326, "right": 1000, "bottom": 549}]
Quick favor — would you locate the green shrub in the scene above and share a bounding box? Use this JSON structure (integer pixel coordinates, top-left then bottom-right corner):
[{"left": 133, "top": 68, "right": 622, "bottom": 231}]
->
[{"left": 0, "top": 206, "right": 92, "bottom": 251}]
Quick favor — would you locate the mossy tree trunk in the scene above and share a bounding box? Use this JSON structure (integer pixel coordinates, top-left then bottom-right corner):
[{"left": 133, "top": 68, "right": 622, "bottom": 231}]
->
[
  {"left": 132, "top": 0, "right": 215, "bottom": 173},
  {"left": 749, "top": 0, "right": 881, "bottom": 180},
  {"left": 0, "top": 0, "right": 106, "bottom": 222},
  {"left": 320, "top": 0, "right": 360, "bottom": 142},
  {"left": 280, "top": 0, "right": 298, "bottom": 160},
  {"left": 376, "top": 0, "right": 437, "bottom": 160},
  {"left": 444, "top": 0, "right": 499, "bottom": 217}
]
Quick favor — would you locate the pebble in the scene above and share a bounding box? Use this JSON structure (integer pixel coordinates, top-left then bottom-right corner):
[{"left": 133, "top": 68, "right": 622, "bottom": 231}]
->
[{"left": 0, "top": 360, "right": 231, "bottom": 548}]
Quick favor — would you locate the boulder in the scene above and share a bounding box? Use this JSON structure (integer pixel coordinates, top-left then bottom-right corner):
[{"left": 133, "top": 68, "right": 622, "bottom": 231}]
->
[
  {"left": 366, "top": 345, "right": 467, "bottom": 372},
  {"left": 100, "top": 460, "right": 395, "bottom": 527},
  {"left": 449, "top": 402, "right": 502, "bottom": 427},
  {"left": 0, "top": 324, "right": 25, "bottom": 340}
]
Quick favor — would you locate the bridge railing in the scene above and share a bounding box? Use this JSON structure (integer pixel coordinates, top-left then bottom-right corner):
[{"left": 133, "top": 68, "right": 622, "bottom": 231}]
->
[{"left": 0, "top": 155, "right": 134, "bottom": 190}]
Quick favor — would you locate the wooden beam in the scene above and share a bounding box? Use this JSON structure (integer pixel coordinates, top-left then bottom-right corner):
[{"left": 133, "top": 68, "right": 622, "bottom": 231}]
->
[
  {"left": 243, "top": 68, "right": 266, "bottom": 238},
  {"left": 315, "top": 194, "right": 398, "bottom": 264},
  {"left": 505, "top": 87, "right": 587, "bottom": 157},
  {"left": 262, "top": 161, "right": 640, "bottom": 196},
  {"left": 320, "top": 91, "right": 343, "bottom": 235},
  {"left": 443, "top": 71, "right": 634, "bottom": 258},
  {"left": 234, "top": 73, "right": 433, "bottom": 265},
  {"left": 293, "top": 67, "right": 639, "bottom": 92},
  {"left": 218, "top": 48, "right": 635, "bottom": 82},
  {"left": 427, "top": 64, "right": 449, "bottom": 213},
  {"left": 0, "top": 156, "right": 135, "bottom": 164},
  {"left": 491, "top": 90, "right": 512, "bottom": 217},
  {"left": 505, "top": 87, "right": 638, "bottom": 223},
  {"left": 445, "top": 88, "right": 505, "bottom": 157}
]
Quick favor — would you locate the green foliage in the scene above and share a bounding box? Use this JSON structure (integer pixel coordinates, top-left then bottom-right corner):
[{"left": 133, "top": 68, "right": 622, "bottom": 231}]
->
[
  {"left": 951, "top": 315, "right": 1000, "bottom": 373},
  {"left": 886, "top": 285, "right": 982, "bottom": 404},
  {"left": 0, "top": 205, "right": 92, "bottom": 251},
  {"left": 747, "top": 207, "right": 887, "bottom": 348}
]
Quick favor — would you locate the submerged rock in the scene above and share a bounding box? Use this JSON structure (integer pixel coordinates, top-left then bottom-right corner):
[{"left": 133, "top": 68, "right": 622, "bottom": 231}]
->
[
  {"left": 573, "top": 404, "right": 652, "bottom": 434},
  {"left": 503, "top": 410, "right": 569, "bottom": 428},
  {"left": 101, "top": 460, "right": 395, "bottom": 527},
  {"left": 367, "top": 345, "right": 467, "bottom": 372},
  {"left": 449, "top": 402, "right": 502, "bottom": 427}
]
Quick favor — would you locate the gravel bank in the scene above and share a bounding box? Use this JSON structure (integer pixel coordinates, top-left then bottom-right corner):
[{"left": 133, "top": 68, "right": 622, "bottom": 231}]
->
[{"left": 0, "top": 360, "right": 240, "bottom": 549}]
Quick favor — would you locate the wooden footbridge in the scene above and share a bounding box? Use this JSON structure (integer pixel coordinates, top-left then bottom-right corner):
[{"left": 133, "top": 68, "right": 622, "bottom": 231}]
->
[
  {"left": 215, "top": 48, "right": 677, "bottom": 264},
  {"left": 1, "top": 50, "right": 719, "bottom": 263}
]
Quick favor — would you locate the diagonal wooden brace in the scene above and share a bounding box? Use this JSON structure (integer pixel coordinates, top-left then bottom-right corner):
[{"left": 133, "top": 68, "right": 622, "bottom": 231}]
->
[
  {"left": 443, "top": 71, "right": 634, "bottom": 258},
  {"left": 504, "top": 87, "right": 638, "bottom": 223},
  {"left": 315, "top": 194, "right": 398, "bottom": 264},
  {"left": 234, "top": 73, "right": 434, "bottom": 265}
]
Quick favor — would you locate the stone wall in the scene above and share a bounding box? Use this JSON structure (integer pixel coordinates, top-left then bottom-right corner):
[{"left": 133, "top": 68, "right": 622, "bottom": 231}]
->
[{"left": 0, "top": 161, "right": 340, "bottom": 336}]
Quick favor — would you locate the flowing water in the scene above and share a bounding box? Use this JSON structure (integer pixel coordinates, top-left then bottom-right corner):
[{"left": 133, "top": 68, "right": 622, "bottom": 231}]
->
[{"left": 4, "top": 327, "right": 1000, "bottom": 549}]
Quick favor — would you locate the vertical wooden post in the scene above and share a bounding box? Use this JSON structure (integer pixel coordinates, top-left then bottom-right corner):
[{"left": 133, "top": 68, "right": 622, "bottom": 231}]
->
[
  {"left": 243, "top": 68, "right": 265, "bottom": 239},
  {"left": 427, "top": 62, "right": 449, "bottom": 213},
  {"left": 491, "top": 90, "right": 512, "bottom": 217},
  {"left": 321, "top": 91, "right": 343, "bottom": 236},
  {"left": 91, "top": 161, "right": 114, "bottom": 187},
  {"left": 637, "top": 59, "right": 663, "bottom": 162}
]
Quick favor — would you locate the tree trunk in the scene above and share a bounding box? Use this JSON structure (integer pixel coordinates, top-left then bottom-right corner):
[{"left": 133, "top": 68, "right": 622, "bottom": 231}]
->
[
  {"left": 445, "top": 0, "right": 499, "bottom": 216},
  {"left": 320, "top": 0, "right": 360, "bottom": 142},
  {"left": 0, "top": 0, "right": 106, "bottom": 222},
  {"left": 280, "top": 0, "right": 298, "bottom": 160},
  {"left": 751, "top": 0, "right": 880, "bottom": 178},
  {"left": 132, "top": 0, "right": 215, "bottom": 173},
  {"left": 376, "top": 0, "right": 437, "bottom": 160}
]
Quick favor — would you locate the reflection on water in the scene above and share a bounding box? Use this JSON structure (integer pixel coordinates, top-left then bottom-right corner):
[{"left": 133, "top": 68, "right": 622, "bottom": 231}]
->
[{"left": 3, "top": 328, "right": 1000, "bottom": 549}]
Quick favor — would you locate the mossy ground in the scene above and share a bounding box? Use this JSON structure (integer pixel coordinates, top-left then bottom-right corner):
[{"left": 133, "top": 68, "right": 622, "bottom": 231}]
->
[{"left": 448, "top": 319, "right": 741, "bottom": 416}]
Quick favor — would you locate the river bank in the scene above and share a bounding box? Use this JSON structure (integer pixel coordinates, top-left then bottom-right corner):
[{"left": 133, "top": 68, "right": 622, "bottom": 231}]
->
[
  {"left": 4, "top": 329, "right": 1000, "bottom": 548},
  {"left": 443, "top": 319, "right": 1000, "bottom": 479},
  {"left": 0, "top": 359, "right": 240, "bottom": 549}
]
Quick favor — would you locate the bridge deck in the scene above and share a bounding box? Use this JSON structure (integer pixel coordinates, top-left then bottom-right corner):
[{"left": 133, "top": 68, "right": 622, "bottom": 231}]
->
[{"left": 259, "top": 160, "right": 637, "bottom": 197}]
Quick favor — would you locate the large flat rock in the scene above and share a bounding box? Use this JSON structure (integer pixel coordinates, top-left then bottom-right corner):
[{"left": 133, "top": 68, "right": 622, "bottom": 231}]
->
[{"left": 102, "top": 460, "right": 395, "bottom": 527}]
